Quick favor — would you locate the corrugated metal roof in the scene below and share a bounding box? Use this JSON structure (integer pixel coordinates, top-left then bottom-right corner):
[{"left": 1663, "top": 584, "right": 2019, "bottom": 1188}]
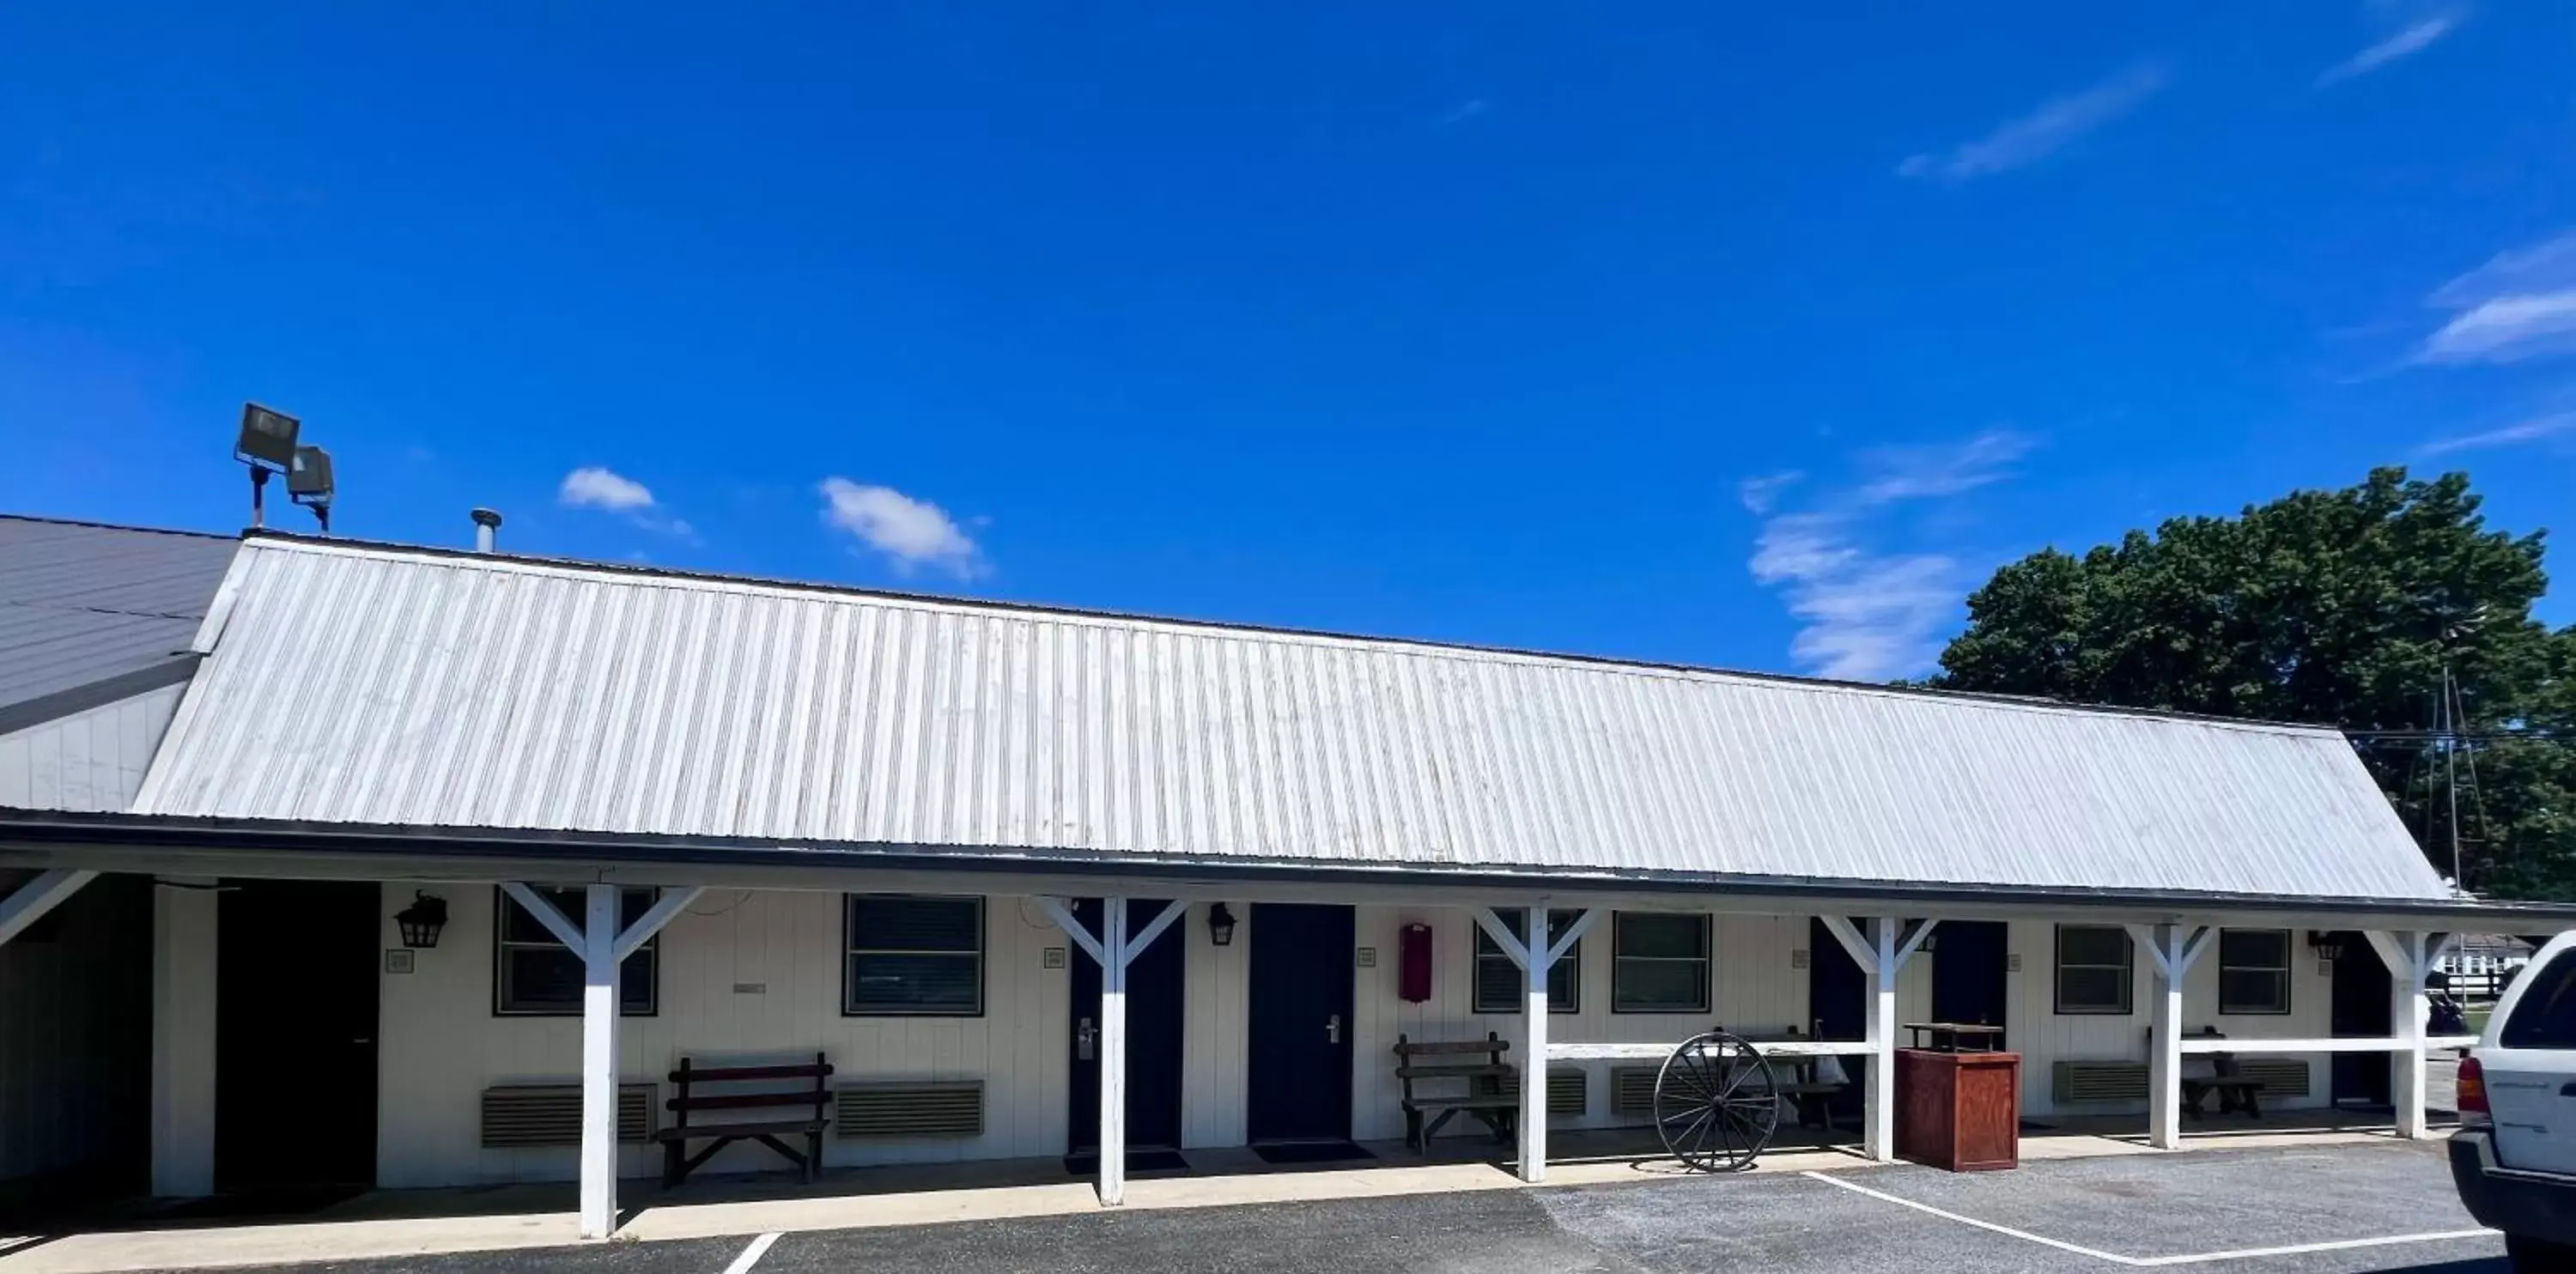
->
[
  {"left": 133, "top": 536, "right": 2451, "bottom": 901},
  {"left": 0, "top": 517, "right": 237, "bottom": 718}
]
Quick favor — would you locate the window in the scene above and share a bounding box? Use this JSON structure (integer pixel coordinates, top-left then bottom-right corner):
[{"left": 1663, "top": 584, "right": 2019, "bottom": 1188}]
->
[
  {"left": 1475, "top": 908, "right": 1581, "bottom": 1014},
  {"left": 2501, "top": 949, "right": 2576, "bottom": 1050},
  {"left": 845, "top": 895, "right": 985, "bottom": 1016},
  {"left": 2217, "top": 929, "right": 2292, "bottom": 1015},
  {"left": 494, "top": 886, "right": 659, "bottom": 1016},
  {"left": 1612, "top": 912, "right": 1711, "bottom": 1013},
  {"left": 2054, "top": 925, "right": 2133, "bottom": 1015}
]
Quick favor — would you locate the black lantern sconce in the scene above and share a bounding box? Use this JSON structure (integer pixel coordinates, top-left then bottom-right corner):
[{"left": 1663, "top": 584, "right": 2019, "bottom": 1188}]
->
[
  {"left": 1207, "top": 902, "right": 1237, "bottom": 948},
  {"left": 2306, "top": 931, "right": 2346, "bottom": 962},
  {"left": 395, "top": 891, "right": 449, "bottom": 949}
]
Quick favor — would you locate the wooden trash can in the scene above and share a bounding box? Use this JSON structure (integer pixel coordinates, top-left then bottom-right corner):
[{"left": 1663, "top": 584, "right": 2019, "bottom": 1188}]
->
[{"left": 1894, "top": 1030, "right": 2020, "bottom": 1172}]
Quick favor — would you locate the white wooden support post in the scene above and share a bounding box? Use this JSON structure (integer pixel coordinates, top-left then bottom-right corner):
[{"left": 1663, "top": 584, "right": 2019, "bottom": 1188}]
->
[
  {"left": 578, "top": 885, "right": 623, "bottom": 1240},
  {"left": 2129, "top": 925, "right": 2177, "bottom": 1147},
  {"left": 1817, "top": 914, "right": 1932, "bottom": 1162},
  {"left": 151, "top": 880, "right": 218, "bottom": 1198},
  {"left": 1865, "top": 917, "right": 1899, "bottom": 1162},
  {"left": 2126, "top": 924, "right": 2202, "bottom": 1150},
  {"left": 500, "top": 882, "right": 703, "bottom": 1241},
  {"left": 1522, "top": 905, "right": 1549, "bottom": 1184},
  {"left": 2366, "top": 931, "right": 2445, "bottom": 1140},
  {"left": 1468, "top": 905, "right": 1597, "bottom": 1182},
  {"left": 1521, "top": 906, "right": 1598, "bottom": 1183},
  {"left": 1099, "top": 896, "right": 1129, "bottom": 1206},
  {"left": 1036, "top": 895, "right": 1184, "bottom": 1207},
  {"left": 0, "top": 869, "right": 98, "bottom": 948}
]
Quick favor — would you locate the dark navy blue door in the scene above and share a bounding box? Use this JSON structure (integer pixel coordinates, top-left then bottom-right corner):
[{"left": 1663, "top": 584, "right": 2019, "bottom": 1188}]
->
[
  {"left": 1247, "top": 903, "right": 1355, "bottom": 1143},
  {"left": 1808, "top": 918, "right": 1868, "bottom": 1123},
  {"left": 1931, "top": 920, "right": 2009, "bottom": 1042},
  {"left": 2330, "top": 932, "right": 2392, "bottom": 1107},
  {"left": 1068, "top": 899, "right": 1186, "bottom": 1154}
]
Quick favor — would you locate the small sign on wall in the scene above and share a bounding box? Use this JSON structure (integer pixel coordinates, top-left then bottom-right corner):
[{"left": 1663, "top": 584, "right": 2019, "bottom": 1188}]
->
[
  {"left": 1356, "top": 947, "right": 1377, "bottom": 968},
  {"left": 1042, "top": 947, "right": 1068, "bottom": 969},
  {"left": 384, "top": 949, "right": 415, "bottom": 975},
  {"left": 1790, "top": 949, "right": 1809, "bottom": 969}
]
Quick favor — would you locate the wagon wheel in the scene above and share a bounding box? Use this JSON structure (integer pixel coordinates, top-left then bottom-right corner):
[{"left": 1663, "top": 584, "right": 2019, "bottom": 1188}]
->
[{"left": 1653, "top": 1031, "right": 1781, "bottom": 1172}]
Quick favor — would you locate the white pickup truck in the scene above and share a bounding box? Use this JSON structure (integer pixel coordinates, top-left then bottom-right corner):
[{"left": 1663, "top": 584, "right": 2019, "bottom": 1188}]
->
[{"left": 2452, "top": 929, "right": 2576, "bottom": 1271}]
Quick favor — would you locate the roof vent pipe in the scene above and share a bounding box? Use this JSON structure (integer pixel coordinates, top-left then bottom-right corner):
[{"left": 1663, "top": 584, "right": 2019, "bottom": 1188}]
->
[{"left": 471, "top": 507, "right": 502, "bottom": 553}]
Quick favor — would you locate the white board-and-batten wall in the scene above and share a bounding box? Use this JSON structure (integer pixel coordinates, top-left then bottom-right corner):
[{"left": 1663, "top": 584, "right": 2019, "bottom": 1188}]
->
[{"left": 370, "top": 889, "right": 2339, "bottom": 1186}]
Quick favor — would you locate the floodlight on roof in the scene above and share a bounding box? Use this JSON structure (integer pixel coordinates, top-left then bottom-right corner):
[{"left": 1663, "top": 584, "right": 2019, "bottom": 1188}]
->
[
  {"left": 235, "top": 403, "right": 301, "bottom": 471},
  {"left": 289, "top": 445, "right": 335, "bottom": 533},
  {"left": 234, "top": 402, "right": 304, "bottom": 530}
]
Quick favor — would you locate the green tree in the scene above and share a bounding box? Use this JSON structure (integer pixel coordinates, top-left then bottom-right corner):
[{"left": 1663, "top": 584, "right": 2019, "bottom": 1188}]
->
[{"left": 1930, "top": 468, "right": 2576, "bottom": 900}]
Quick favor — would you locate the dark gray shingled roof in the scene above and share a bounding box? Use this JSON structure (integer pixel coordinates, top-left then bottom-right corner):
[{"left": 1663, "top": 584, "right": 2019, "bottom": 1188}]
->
[{"left": 0, "top": 516, "right": 237, "bottom": 728}]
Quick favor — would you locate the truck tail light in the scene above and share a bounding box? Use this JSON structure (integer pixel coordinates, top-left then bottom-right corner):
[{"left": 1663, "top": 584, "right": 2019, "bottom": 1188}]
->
[{"left": 2457, "top": 1055, "right": 2490, "bottom": 1127}]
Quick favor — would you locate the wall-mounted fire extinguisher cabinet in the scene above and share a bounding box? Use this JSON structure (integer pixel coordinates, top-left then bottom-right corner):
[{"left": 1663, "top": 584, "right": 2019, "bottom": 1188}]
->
[{"left": 1399, "top": 923, "right": 1433, "bottom": 1002}]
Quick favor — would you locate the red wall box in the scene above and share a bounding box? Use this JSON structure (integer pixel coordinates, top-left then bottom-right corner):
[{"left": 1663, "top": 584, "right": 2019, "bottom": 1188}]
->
[
  {"left": 1399, "top": 924, "right": 1432, "bottom": 1002},
  {"left": 1893, "top": 1048, "right": 2020, "bottom": 1172}
]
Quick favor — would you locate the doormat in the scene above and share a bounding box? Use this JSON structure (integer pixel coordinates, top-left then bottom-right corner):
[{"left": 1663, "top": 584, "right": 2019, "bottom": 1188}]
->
[
  {"left": 1063, "top": 1150, "right": 1190, "bottom": 1175},
  {"left": 2018, "top": 1119, "right": 2056, "bottom": 1132},
  {"left": 153, "top": 1186, "right": 366, "bottom": 1222},
  {"left": 1251, "top": 1141, "right": 1375, "bottom": 1166}
]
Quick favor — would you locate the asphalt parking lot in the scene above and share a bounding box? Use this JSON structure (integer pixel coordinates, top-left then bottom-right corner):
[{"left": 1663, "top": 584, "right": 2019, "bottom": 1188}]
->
[{"left": 149, "top": 1140, "right": 2501, "bottom": 1274}]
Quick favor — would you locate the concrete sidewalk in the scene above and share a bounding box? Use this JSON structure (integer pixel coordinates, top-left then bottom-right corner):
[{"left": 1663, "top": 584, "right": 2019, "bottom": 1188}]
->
[{"left": 0, "top": 1125, "right": 2422, "bottom": 1274}]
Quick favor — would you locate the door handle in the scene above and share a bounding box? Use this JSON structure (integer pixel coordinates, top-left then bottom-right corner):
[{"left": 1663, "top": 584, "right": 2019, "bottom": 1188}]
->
[
  {"left": 1077, "top": 1016, "right": 1096, "bottom": 1062},
  {"left": 1327, "top": 1013, "right": 1341, "bottom": 1045}
]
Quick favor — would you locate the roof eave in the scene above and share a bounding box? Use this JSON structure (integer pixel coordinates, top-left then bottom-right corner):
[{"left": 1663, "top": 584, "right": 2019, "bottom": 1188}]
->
[{"left": 4, "top": 809, "right": 2563, "bottom": 928}]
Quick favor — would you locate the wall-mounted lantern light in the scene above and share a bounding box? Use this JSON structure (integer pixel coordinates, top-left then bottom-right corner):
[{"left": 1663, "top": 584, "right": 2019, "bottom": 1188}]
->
[
  {"left": 1207, "top": 902, "right": 1237, "bottom": 947},
  {"left": 395, "top": 891, "right": 449, "bottom": 949},
  {"left": 2306, "top": 931, "right": 2346, "bottom": 962}
]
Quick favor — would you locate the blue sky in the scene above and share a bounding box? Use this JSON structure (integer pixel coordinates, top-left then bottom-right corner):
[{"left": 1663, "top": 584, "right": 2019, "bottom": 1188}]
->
[{"left": 3, "top": 2, "right": 2573, "bottom": 680}]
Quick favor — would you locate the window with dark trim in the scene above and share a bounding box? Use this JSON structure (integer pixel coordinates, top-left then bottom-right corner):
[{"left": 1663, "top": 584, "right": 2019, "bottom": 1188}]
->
[
  {"left": 844, "top": 895, "right": 985, "bottom": 1016},
  {"left": 1474, "top": 908, "right": 1581, "bottom": 1014},
  {"left": 1612, "top": 912, "right": 1711, "bottom": 1013},
  {"left": 2054, "top": 925, "right": 2133, "bottom": 1015},
  {"left": 493, "top": 886, "right": 659, "bottom": 1016},
  {"left": 2217, "top": 929, "right": 2292, "bottom": 1015}
]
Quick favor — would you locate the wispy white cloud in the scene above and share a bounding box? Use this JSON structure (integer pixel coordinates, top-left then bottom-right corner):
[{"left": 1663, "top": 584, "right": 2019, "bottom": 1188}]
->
[
  {"left": 819, "top": 478, "right": 984, "bottom": 578},
  {"left": 1853, "top": 432, "right": 2038, "bottom": 501},
  {"left": 1897, "top": 66, "right": 2166, "bottom": 181},
  {"left": 2318, "top": 12, "right": 2464, "bottom": 87},
  {"left": 2418, "top": 230, "right": 2576, "bottom": 365},
  {"left": 560, "top": 466, "right": 656, "bottom": 512},
  {"left": 559, "top": 466, "right": 696, "bottom": 540},
  {"left": 2419, "top": 411, "right": 2576, "bottom": 456},
  {"left": 1736, "top": 470, "right": 1805, "bottom": 514},
  {"left": 1747, "top": 430, "right": 2037, "bottom": 681}
]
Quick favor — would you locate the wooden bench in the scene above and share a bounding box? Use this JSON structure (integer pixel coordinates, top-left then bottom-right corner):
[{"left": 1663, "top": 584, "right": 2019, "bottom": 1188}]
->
[
  {"left": 2178, "top": 1028, "right": 2263, "bottom": 1119},
  {"left": 1394, "top": 1033, "right": 1520, "bottom": 1150},
  {"left": 653, "top": 1053, "right": 833, "bottom": 1186},
  {"left": 1735, "top": 1025, "right": 1850, "bottom": 1131}
]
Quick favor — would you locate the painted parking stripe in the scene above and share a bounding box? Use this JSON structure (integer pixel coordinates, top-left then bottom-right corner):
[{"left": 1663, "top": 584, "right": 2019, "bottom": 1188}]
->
[
  {"left": 2129, "top": 1228, "right": 2497, "bottom": 1267},
  {"left": 1800, "top": 1172, "right": 2132, "bottom": 1263},
  {"left": 720, "top": 1231, "right": 782, "bottom": 1274},
  {"left": 1800, "top": 1171, "right": 2494, "bottom": 1267}
]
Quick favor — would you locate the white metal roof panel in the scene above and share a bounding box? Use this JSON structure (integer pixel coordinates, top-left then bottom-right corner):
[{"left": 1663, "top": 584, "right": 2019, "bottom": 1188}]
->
[{"left": 132, "top": 537, "right": 2451, "bottom": 901}]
